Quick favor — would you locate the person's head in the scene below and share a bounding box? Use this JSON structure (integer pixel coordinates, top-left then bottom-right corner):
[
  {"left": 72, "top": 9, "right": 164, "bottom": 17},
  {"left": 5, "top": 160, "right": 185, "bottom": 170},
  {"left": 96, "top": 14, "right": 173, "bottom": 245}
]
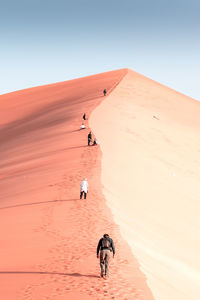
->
[
  {"left": 103, "top": 233, "right": 109, "bottom": 238},
  {"left": 84, "top": 178, "right": 87, "bottom": 181}
]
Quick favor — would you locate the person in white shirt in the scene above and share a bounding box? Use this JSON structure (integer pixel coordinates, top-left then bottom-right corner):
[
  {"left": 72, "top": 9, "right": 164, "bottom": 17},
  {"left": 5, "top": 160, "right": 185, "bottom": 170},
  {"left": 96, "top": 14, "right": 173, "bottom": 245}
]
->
[
  {"left": 80, "top": 123, "right": 86, "bottom": 130},
  {"left": 80, "top": 178, "right": 88, "bottom": 199}
]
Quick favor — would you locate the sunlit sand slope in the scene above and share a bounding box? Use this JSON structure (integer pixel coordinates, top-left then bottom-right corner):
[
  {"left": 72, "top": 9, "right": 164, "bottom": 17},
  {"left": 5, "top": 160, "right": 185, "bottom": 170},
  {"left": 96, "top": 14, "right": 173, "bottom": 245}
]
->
[{"left": 90, "top": 69, "right": 200, "bottom": 300}]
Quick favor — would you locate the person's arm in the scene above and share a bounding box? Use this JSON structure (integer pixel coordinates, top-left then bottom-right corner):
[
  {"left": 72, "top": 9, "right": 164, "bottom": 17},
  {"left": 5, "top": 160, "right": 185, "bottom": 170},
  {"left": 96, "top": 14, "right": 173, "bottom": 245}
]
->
[
  {"left": 97, "top": 239, "right": 102, "bottom": 258},
  {"left": 110, "top": 239, "right": 115, "bottom": 257}
]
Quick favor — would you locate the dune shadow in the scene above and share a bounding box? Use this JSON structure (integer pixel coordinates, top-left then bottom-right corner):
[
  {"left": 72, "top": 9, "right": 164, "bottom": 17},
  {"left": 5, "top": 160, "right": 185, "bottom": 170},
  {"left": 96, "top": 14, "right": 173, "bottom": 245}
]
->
[
  {"left": 0, "top": 144, "right": 88, "bottom": 170},
  {"left": 63, "top": 145, "right": 88, "bottom": 151},
  {"left": 0, "top": 91, "right": 101, "bottom": 147},
  {"left": 0, "top": 199, "right": 79, "bottom": 210},
  {"left": 0, "top": 271, "right": 99, "bottom": 278},
  {"left": 70, "top": 129, "right": 85, "bottom": 133}
]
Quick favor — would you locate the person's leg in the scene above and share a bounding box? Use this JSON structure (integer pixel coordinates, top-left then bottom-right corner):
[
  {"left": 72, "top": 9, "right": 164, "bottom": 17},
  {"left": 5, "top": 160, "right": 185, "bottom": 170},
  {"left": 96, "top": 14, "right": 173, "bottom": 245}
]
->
[
  {"left": 100, "top": 250, "right": 105, "bottom": 277},
  {"left": 105, "top": 250, "right": 110, "bottom": 277},
  {"left": 80, "top": 191, "right": 83, "bottom": 199},
  {"left": 84, "top": 192, "right": 87, "bottom": 199}
]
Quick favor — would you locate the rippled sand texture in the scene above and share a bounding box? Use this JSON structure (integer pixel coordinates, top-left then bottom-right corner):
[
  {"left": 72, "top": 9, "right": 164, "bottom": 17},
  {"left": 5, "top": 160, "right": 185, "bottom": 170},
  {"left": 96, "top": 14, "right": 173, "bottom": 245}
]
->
[
  {"left": 0, "top": 69, "right": 154, "bottom": 300},
  {"left": 90, "top": 69, "right": 200, "bottom": 300}
]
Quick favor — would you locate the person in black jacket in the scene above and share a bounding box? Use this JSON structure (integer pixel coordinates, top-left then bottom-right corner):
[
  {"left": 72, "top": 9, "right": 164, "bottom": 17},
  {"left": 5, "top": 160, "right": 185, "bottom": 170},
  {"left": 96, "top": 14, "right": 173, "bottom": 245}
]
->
[
  {"left": 88, "top": 131, "right": 92, "bottom": 146},
  {"left": 97, "top": 233, "right": 115, "bottom": 278}
]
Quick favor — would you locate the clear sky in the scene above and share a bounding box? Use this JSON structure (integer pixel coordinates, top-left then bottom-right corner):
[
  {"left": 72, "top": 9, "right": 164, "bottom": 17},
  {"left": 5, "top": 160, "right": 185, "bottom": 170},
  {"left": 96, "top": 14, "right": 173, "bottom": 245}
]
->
[{"left": 0, "top": 0, "right": 199, "bottom": 99}]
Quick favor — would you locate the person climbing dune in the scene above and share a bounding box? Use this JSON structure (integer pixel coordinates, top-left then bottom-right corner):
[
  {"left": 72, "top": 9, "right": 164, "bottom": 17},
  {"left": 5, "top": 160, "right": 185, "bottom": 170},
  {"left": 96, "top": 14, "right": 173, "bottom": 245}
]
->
[
  {"left": 80, "top": 178, "right": 88, "bottom": 199},
  {"left": 97, "top": 233, "right": 115, "bottom": 279},
  {"left": 88, "top": 131, "right": 92, "bottom": 146},
  {"left": 80, "top": 123, "right": 86, "bottom": 130},
  {"left": 92, "top": 138, "right": 98, "bottom": 146}
]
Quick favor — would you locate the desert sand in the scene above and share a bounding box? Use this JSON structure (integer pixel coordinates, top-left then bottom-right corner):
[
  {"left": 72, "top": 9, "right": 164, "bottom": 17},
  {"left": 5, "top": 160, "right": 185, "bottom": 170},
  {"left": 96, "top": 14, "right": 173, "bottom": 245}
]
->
[
  {"left": 90, "top": 69, "right": 200, "bottom": 300},
  {"left": 0, "top": 69, "right": 154, "bottom": 300}
]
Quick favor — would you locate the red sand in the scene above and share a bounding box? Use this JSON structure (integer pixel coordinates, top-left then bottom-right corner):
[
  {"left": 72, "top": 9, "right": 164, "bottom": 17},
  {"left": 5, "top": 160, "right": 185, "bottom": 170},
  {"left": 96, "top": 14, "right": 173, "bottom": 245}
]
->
[{"left": 0, "top": 69, "right": 154, "bottom": 299}]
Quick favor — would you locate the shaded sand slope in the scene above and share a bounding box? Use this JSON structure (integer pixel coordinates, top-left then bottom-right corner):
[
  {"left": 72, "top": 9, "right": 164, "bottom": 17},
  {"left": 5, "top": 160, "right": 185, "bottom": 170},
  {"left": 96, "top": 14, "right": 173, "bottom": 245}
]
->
[
  {"left": 90, "top": 69, "right": 200, "bottom": 300},
  {"left": 0, "top": 69, "right": 154, "bottom": 299}
]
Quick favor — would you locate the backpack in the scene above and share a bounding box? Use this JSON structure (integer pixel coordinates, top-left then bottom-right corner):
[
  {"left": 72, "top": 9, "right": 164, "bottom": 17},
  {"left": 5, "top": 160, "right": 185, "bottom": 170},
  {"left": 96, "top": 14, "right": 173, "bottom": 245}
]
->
[{"left": 102, "top": 237, "right": 110, "bottom": 248}]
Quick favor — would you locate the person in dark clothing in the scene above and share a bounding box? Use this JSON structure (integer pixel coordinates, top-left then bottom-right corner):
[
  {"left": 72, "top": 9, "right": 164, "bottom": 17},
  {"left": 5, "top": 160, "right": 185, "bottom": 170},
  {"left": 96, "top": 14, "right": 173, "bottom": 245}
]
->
[
  {"left": 83, "top": 113, "right": 86, "bottom": 120},
  {"left": 88, "top": 131, "right": 92, "bottom": 146},
  {"left": 97, "top": 234, "right": 115, "bottom": 278},
  {"left": 103, "top": 89, "right": 107, "bottom": 96},
  {"left": 92, "top": 138, "right": 98, "bottom": 146}
]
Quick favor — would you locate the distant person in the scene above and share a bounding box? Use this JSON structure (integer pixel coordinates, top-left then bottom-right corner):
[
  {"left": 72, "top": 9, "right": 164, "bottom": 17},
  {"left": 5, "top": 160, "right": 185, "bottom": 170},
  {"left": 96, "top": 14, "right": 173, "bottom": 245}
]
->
[
  {"left": 88, "top": 131, "right": 92, "bottom": 146},
  {"left": 80, "top": 178, "right": 88, "bottom": 199},
  {"left": 97, "top": 233, "right": 115, "bottom": 278},
  {"left": 80, "top": 123, "right": 86, "bottom": 130},
  {"left": 103, "top": 89, "right": 107, "bottom": 96},
  {"left": 83, "top": 113, "right": 86, "bottom": 120},
  {"left": 92, "top": 138, "right": 98, "bottom": 146}
]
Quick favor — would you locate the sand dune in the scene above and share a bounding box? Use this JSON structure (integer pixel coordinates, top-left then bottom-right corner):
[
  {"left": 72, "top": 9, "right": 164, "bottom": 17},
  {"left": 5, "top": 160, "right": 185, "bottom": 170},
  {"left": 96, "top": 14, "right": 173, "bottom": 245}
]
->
[
  {"left": 0, "top": 69, "right": 154, "bottom": 299},
  {"left": 90, "top": 69, "right": 200, "bottom": 300}
]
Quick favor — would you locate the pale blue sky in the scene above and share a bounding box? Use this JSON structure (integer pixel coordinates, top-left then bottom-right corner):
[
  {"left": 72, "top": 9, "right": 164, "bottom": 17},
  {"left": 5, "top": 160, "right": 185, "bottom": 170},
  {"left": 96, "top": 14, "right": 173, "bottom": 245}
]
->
[{"left": 0, "top": 0, "right": 199, "bottom": 99}]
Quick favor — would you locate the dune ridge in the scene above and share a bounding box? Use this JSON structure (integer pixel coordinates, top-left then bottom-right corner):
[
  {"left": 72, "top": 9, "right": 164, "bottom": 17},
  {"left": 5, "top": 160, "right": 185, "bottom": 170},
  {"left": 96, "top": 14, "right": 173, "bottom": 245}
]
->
[
  {"left": 90, "top": 69, "right": 200, "bottom": 300},
  {"left": 0, "top": 69, "right": 154, "bottom": 299}
]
